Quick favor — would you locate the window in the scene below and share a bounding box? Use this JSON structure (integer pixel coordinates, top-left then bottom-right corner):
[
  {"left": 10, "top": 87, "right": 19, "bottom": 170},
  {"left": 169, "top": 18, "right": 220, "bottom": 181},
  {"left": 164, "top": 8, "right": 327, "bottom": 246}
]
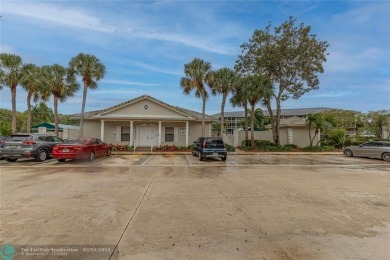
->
[
  {"left": 179, "top": 127, "right": 188, "bottom": 136},
  {"left": 121, "top": 126, "right": 130, "bottom": 141},
  {"left": 52, "top": 136, "right": 62, "bottom": 142},
  {"left": 165, "top": 127, "right": 174, "bottom": 142}
]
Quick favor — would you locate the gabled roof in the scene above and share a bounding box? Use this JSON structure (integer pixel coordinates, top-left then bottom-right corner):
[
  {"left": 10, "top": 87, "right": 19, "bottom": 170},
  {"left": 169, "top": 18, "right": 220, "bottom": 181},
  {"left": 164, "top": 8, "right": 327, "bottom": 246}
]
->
[
  {"left": 31, "top": 122, "right": 80, "bottom": 130},
  {"left": 213, "top": 107, "right": 337, "bottom": 118},
  {"left": 69, "top": 94, "right": 217, "bottom": 121}
]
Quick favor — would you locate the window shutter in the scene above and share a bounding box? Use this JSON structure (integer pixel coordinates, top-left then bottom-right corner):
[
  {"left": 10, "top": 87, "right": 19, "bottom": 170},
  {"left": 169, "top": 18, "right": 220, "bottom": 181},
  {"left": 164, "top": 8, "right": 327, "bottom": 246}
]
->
[
  {"left": 174, "top": 127, "right": 179, "bottom": 142},
  {"left": 116, "top": 126, "right": 121, "bottom": 142},
  {"left": 161, "top": 127, "right": 165, "bottom": 142}
]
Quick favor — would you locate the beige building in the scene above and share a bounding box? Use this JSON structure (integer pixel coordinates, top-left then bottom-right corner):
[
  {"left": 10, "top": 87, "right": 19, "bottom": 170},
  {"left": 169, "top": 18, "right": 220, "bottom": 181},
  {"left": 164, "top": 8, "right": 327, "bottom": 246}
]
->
[
  {"left": 71, "top": 95, "right": 217, "bottom": 147},
  {"left": 233, "top": 117, "right": 318, "bottom": 147}
]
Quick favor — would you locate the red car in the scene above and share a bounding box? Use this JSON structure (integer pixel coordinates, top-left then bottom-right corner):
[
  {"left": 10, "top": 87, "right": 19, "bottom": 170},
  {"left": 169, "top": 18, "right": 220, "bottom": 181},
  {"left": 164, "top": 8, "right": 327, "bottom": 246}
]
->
[{"left": 52, "top": 138, "right": 112, "bottom": 162}]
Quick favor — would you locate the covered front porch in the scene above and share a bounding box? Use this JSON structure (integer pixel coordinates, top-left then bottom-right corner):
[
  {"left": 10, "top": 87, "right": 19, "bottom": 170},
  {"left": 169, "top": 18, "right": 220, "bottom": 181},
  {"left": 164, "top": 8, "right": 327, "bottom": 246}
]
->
[{"left": 98, "top": 119, "right": 208, "bottom": 148}]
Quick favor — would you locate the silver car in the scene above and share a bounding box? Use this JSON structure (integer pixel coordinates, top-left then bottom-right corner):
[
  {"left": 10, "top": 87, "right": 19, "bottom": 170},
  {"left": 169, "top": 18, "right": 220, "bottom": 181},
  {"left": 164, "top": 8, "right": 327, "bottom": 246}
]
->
[
  {"left": 343, "top": 141, "right": 390, "bottom": 162},
  {"left": 0, "top": 134, "right": 63, "bottom": 162}
]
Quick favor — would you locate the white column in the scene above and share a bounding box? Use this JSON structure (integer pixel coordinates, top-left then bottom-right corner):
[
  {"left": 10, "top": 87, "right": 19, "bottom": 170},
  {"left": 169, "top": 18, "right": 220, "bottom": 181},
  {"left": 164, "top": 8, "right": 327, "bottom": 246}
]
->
[
  {"left": 185, "top": 121, "right": 189, "bottom": 147},
  {"left": 287, "top": 128, "right": 293, "bottom": 145},
  {"left": 208, "top": 123, "right": 212, "bottom": 137},
  {"left": 158, "top": 121, "right": 162, "bottom": 146},
  {"left": 100, "top": 120, "right": 105, "bottom": 141},
  {"left": 130, "top": 121, "right": 134, "bottom": 146}
]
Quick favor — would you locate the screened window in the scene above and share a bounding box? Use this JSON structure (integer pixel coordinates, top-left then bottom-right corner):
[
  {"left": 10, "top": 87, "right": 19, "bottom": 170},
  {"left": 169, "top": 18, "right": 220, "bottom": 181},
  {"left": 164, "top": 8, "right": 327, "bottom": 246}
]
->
[
  {"left": 165, "top": 127, "right": 174, "bottom": 142},
  {"left": 121, "top": 127, "right": 130, "bottom": 141}
]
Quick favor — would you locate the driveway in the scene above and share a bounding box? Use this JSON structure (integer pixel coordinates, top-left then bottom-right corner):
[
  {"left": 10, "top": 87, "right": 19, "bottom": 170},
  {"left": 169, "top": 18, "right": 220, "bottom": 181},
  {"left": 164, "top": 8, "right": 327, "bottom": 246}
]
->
[{"left": 1, "top": 155, "right": 389, "bottom": 259}]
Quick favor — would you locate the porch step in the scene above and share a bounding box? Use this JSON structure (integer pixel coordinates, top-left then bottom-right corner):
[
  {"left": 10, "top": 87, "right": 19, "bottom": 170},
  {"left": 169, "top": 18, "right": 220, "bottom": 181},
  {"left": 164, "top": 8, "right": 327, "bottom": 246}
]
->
[{"left": 135, "top": 146, "right": 153, "bottom": 152}]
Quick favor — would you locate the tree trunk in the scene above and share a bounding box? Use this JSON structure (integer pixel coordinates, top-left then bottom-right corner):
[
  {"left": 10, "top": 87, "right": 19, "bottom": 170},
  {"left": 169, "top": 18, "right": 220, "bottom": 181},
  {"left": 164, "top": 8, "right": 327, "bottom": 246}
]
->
[
  {"left": 308, "top": 124, "right": 313, "bottom": 146},
  {"left": 275, "top": 97, "right": 281, "bottom": 145},
  {"left": 79, "top": 82, "right": 88, "bottom": 137},
  {"left": 265, "top": 97, "right": 276, "bottom": 145},
  {"left": 26, "top": 91, "right": 32, "bottom": 133},
  {"left": 11, "top": 86, "right": 17, "bottom": 134},
  {"left": 251, "top": 103, "right": 255, "bottom": 148},
  {"left": 244, "top": 102, "right": 248, "bottom": 143},
  {"left": 54, "top": 96, "right": 59, "bottom": 136},
  {"left": 201, "top": 95, "right": 206, "bottom": 137},
  {"left": 220, "top": 92, "right": 227, "bottom": 136}
]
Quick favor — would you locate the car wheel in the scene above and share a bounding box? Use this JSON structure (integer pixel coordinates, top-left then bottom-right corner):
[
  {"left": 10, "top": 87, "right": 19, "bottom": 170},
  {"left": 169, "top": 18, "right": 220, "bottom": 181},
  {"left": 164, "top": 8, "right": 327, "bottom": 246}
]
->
[
  {"left": 88, "top": 152, "right": 95, "bottom": 161},
  {"left": 57, "top": 159, "right": 66, "bottom": 162},
  {"left": 382, "top": 152, "right": 390, "bottom": 162},
  {"left": 344, "top": 149, "right": 353, "bottom": 157},
  {"left": 198, "top": 152, "right": 204, "bottom": 161},
  {"left": 6, "top": 158, "right": 17, "bottom": 162},
  {"left": 222, "top": 157, "right": 227, "bottom": 161},
  {"left": 36, "top": 150, "right": 48, "bottom": 162}
]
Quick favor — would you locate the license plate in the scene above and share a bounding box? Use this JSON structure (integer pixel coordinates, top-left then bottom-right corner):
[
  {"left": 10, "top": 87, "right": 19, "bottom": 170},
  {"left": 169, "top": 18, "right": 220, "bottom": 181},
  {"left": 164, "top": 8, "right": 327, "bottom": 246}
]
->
[
  {"left": 213, "top": 153, "right": 218, "bottom": 156},
  {"left": 63, "top": 149, "right": 69, "bottom": 152}
]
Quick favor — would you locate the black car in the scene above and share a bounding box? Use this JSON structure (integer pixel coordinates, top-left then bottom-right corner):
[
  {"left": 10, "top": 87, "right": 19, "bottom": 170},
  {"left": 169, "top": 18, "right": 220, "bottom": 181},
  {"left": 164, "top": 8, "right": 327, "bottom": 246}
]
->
[
  {"left": 0, "top": 134, "right": 63, "bottom": 162},
  {"left": 192, "top": 137, "right": 227, "bottom": 161}
]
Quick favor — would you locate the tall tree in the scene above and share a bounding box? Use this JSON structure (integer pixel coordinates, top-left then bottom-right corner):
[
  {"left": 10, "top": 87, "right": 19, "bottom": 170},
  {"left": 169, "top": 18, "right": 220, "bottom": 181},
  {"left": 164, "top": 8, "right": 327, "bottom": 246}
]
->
[
  {"left": 30, "top": 102, "right": 54, "bottom": 127},
  {"left": 42, "top": 64, "right": 79, "bottom": 136},
  {"left": 236, "top": 17, "right": 329, "bottom": 145},
  {"left": 230, "top": 76, "right": 249, "bottom": 142},
  {"left": 210, "top": 67, "right": 236, "bottom": 136},
  {"left": 20, "top": 64, "right": 46, "bottom": 133},
  {"left": 0, "top": 54, "right": 23, "bottom": 134},
  {"left": 69, "top": 53, "right": 106, "bottom": 137},
  {"left": 364, "top": 110, "right": 390, "bottom": 139},
  {"left": 180, "top": 58, "right": 214, "bottom": 137},
  {"left": 244, "top": 74, "right": 273, "bottom": 148}
]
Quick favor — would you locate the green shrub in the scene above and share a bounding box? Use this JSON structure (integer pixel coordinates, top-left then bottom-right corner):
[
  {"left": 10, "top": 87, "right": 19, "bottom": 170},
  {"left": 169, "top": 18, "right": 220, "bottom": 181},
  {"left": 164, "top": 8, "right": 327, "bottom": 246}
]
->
[
  {"left": 284, "top": 144, "right": 298, "bottom": 149},
  {"left": 303, "top": 146, "right": 334, "bottom": 152},
  {"left": 224, "top": 144, "right": 236, "bottom": 152}
]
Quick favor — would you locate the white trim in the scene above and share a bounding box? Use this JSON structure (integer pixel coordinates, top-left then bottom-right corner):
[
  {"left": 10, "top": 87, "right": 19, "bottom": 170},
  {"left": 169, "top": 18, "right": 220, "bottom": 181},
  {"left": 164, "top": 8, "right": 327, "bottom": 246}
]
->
[
  {"left": 100, "top": 120, "right": 105, "bottom": 141},
  {"left": 158, "top": 121, "right": 162, "bottom": 146},
  {"left": 174, "top": 127, "right": 179, "bottom": 142},
  {"left": 116, "top": 126, "right": 121, "bottom": 142},
  {"left": 130, "top": 121, "right": 134, "bottom": 146},
  {"left": 186, "top": 121, "right": 189, "bottom": 147},
  {"left": 161, "top": 127, "right": 165, "bottom": 142}
]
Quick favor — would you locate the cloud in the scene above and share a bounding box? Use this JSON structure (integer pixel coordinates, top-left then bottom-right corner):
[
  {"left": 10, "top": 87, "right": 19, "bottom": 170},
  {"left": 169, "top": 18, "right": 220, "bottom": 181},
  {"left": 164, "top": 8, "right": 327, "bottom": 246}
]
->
[
  {"left": 311, "top": 91, "right": 359, "bottom": 98},
  {"left": 101, "top": 79, "right": 161, "bottom": 87},
  {"left": 132, "top": 61, "right": 182, "bottom": 76},
  {"left": 2, "top": 1, "right": 235, "bottom": 55},
  {"left": 3, "top": 2, "right": 114, "bottom": 33}
]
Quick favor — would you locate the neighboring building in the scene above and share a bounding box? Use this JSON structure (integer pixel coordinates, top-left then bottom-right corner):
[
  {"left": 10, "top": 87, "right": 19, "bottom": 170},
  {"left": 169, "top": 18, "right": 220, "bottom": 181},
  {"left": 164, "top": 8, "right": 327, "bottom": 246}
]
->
[
  {"left": 213, "top": 107, "right": 336, "bottom": 134},
  {"left": 31, "top": 122, "right": 80, "bottom": 139},
  {"left": 70, "top": 95, "right": 217, "bottom": 147}
]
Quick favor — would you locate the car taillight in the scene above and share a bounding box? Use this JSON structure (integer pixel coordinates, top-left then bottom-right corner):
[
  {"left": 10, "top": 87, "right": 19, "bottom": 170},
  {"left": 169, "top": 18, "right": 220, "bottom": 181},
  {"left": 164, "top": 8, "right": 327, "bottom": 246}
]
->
[
  {"left": 0, "top": 140, "right": 4, "bottom": 144},
  {"left": 23, "top": 140, "right": 36, "bottom": 145}
]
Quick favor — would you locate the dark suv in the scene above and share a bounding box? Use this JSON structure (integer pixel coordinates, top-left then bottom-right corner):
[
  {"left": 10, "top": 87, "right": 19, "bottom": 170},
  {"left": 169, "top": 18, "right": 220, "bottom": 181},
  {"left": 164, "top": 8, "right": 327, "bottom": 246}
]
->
[
  {"left": 192, "top": 137, "right": 227, "bottom": 161},
  {"left": 0, "top": 134, "right": 63, "bottom": 162}
]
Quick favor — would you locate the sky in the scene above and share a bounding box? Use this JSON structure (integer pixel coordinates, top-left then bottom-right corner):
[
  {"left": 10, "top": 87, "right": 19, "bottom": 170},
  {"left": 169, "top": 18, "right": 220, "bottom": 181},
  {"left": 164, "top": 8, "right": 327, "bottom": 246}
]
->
[{"left": 0, "top": 0, "right": 389, "bottom": 116}]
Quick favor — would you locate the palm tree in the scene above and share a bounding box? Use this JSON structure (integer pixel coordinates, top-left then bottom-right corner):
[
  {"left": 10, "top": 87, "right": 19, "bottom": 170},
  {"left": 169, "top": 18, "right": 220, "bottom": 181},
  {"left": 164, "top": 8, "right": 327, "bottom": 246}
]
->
[
  {"left": 210, "top": 67, "right": 236, "bottom": 136},
  {"left": 180, "top": 58, "right": 214, "bottom": 137},
  {"left": 20, "top": 64, "right": 47, "bottom": 133},
  {"left": 0, "top": 54, "right": 23, "bottom": 134},
  {"left": 245, "top": 74, "right": 273, "bottom": 148},
  {"left": 230, "top": 76, "right": 249, "bottom": 143},
  {"left": 69, "top": 53, "right": 106, "bottom": 137},
  {"left": 42, "top": 64, "right": 79, "bottom": 136}
]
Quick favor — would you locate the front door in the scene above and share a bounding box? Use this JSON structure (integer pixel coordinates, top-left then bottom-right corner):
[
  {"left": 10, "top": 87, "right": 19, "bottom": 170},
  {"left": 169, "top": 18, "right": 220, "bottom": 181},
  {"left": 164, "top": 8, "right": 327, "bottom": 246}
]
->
[{"left": 139, "top": 127, "right": 158, "bottom": 146}]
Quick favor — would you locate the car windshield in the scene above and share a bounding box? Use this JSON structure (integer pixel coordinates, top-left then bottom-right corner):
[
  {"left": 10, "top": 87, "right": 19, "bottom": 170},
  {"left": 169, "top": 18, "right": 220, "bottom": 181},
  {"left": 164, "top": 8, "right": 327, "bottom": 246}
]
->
[
  {"left": 207, "top": 139, "right": 223, "bottom": 145},
  {"left": 63, "top": 138, "right": 89, "bottom": 144},
  {"left": 8, "top": 135, "right": 31, "bottom": 142}
]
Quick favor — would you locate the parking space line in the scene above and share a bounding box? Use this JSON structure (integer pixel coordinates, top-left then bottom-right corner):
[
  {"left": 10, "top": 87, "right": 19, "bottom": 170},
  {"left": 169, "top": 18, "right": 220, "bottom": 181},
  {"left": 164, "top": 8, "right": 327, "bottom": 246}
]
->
[
  {"left": 185, "top": 155, "right": 192, "bottom": 166},
  {"left": 109, "top": 168, "right": 160, "bottom": 260},
  {"left": 140, "top": 155, "right": 154, "bottom": 166}
]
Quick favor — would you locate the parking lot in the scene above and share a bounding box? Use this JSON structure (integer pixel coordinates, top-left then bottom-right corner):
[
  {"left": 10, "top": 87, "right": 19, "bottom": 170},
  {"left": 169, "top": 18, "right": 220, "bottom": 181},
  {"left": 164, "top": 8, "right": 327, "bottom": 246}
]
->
[{"left": 1, "top": 155, "right": 389, "bottom": 259}]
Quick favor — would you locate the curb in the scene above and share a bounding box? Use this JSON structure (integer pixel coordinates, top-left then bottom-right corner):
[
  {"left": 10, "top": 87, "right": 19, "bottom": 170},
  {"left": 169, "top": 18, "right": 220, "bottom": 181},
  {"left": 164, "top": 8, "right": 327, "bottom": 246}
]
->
[{"left": 111, "top": 152, "right": 342, "bottom": 156}]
